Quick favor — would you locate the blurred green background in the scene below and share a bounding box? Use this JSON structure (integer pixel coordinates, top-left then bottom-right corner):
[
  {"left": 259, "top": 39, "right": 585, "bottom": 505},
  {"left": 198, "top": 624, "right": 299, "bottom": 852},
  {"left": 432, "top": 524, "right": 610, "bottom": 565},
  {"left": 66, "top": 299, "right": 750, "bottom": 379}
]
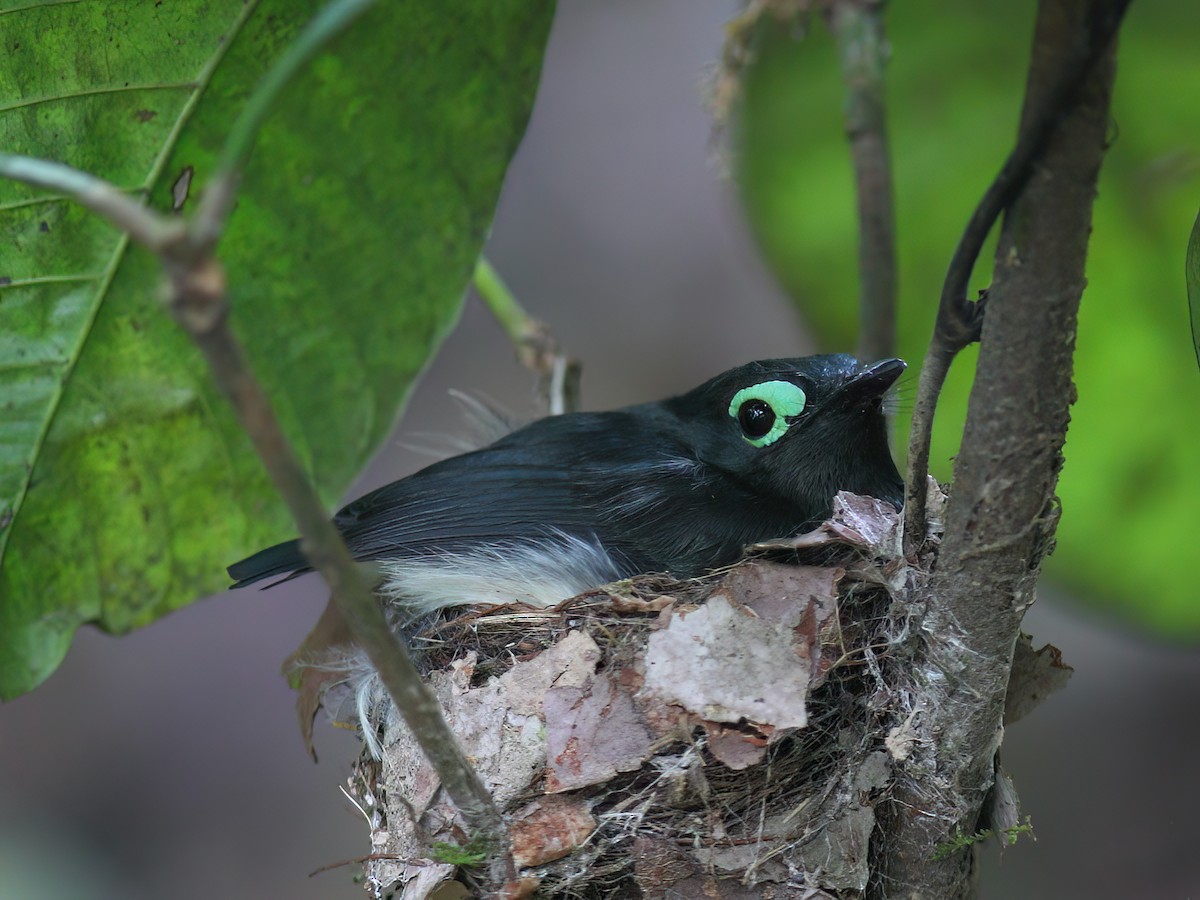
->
[{"left": 738, "top": 0, "right": 1200, "bottom": 637}]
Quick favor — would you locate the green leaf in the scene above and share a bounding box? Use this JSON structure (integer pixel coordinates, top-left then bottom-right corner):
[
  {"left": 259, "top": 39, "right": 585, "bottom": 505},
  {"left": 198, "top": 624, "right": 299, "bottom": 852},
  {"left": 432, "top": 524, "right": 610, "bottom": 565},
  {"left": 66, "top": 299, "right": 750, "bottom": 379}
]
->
[
  {"left": 735, "top": 0, "right": 1200, "bottom": 638},
  {"left": 0, "top": 0, "right": 555, "bottom": 698}
]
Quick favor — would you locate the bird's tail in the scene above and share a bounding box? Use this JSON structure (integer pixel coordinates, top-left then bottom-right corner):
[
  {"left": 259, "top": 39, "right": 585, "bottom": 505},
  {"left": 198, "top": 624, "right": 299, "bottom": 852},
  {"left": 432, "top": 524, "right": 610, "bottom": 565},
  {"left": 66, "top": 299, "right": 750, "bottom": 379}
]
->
[{"left": 227, "top": 539, "right": 309, "bottom": 589}]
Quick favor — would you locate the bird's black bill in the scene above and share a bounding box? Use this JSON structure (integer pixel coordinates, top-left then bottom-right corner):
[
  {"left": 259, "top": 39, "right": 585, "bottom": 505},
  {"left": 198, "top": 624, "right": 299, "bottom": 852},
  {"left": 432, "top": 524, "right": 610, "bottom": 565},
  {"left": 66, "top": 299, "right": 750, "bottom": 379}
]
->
[{"left": 832, "top": 358, "right": 906, "bottom": 408}]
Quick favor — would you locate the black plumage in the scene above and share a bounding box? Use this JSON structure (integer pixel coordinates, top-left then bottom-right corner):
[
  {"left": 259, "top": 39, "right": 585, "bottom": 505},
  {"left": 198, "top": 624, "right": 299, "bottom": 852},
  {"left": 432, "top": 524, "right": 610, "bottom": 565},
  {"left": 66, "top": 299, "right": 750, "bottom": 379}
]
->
[{"left": 228, "top": 355, "right": 904, "bottom": 612}]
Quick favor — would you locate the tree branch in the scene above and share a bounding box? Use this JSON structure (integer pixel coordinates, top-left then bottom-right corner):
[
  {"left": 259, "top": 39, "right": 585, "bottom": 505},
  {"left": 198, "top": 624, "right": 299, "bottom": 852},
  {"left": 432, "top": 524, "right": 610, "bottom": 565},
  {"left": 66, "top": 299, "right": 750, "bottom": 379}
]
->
[
  {"left": 829, "top": 0, "right": 897, "bottom": 362},
  {"left": 903, "top": 0, "right": 1131, "bottom": 551},
  {"left": 163, "top": 256, "right": 515, "bottom": 887},
  {"left": 876, "top": 1, "right": 1123, "bottom": 895}
]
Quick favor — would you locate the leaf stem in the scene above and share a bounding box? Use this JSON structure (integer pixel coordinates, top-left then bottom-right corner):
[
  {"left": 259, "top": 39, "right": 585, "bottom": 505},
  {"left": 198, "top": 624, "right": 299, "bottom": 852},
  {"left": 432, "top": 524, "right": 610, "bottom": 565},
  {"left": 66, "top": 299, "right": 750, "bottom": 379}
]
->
[
  {"left": 474, "top": 256, "right": 533, "bottom": 345},
  {"left": 474, "top": 256, "right": 581, "bottom": 415},
  {"left": 192, "top": 0, "right": 379, "bottom": 248}
]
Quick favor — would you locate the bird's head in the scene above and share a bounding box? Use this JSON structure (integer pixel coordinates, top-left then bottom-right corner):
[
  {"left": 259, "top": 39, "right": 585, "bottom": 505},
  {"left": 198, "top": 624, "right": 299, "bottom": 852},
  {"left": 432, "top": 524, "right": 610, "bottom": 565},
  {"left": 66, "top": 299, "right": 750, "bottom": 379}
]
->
[{"left": 663, "top": 354, "right": 906, "bottom": 522}]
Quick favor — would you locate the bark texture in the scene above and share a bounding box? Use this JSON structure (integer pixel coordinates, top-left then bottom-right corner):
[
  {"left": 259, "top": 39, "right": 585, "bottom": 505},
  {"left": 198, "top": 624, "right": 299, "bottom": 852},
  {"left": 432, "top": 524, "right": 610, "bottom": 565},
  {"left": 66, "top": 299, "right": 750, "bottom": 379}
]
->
[{"left": 872, "top": 1, "right": 1120, "bottom": 895}]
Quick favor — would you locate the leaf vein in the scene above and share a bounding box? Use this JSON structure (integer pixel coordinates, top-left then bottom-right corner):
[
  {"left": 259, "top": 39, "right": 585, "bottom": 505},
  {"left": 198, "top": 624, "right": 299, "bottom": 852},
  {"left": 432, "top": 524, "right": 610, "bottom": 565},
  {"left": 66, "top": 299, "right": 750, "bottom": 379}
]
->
[
  {"left": 0, "top": 273, "right": 102, "bottom": 291},
  {"left": 0, "top": 82, "right": 199, "bottom": 114},
  {"left": 0, "top": 0, "right": 87, "bottom": 19}
]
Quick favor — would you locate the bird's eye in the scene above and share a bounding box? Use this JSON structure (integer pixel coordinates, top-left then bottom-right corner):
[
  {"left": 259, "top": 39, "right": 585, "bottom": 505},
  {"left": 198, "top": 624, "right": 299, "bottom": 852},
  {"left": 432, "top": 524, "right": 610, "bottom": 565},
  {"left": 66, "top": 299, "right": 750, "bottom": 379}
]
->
[
  {"left": 728, "top": 380, "right": 807, "bottom": 447},
  {"left": 738, "top": 399, "right": 775, "bottom": 438}
]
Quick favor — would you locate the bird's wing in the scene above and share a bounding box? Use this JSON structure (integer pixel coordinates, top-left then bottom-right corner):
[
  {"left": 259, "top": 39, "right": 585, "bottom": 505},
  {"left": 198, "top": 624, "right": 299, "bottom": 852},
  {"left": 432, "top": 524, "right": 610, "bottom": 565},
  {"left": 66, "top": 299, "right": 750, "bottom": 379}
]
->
[
  {"left": 338, "top": 409, "right": 807, "bottom": 577},
  {"left": 225, "top": 414, "right": 607, "bottom": 587},
  {"left": 330, "top": 411, "right": 644, "bottom": 557},
  {"left": 228, "top": 408, "right": 806, "bottom": 589}
]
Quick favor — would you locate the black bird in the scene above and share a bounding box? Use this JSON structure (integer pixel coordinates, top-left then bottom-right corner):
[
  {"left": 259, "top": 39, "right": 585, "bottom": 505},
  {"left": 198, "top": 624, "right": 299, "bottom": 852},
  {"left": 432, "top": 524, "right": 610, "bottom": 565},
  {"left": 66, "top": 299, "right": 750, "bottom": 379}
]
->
[{"left": 228, "top": 354, "right": 905, "bottom": 615}]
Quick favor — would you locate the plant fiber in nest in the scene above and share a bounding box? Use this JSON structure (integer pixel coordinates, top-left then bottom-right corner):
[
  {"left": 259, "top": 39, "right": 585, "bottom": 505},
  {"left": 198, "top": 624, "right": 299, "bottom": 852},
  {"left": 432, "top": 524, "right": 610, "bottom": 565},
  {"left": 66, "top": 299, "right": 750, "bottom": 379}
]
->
[{"left": 324, "top": 491, "right": 940, "bottom": 899}]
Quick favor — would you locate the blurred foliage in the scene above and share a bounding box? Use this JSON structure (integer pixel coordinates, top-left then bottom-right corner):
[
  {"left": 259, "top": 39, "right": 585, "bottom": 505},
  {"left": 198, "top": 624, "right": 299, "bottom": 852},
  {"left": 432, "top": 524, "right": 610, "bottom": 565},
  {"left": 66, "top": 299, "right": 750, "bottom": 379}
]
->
[
  {"left": 0, "top": 0, "right": 554, "bottom": 698},
  {"left": 736, "top": 0, "right": 1200, "bottom": 637}
]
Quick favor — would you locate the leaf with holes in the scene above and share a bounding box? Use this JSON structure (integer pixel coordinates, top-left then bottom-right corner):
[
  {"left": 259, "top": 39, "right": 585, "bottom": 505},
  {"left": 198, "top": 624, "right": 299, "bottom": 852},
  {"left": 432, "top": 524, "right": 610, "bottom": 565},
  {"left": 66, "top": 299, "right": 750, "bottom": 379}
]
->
[{"left": 0, "top": 0, "right": 555, "bottom": 698}]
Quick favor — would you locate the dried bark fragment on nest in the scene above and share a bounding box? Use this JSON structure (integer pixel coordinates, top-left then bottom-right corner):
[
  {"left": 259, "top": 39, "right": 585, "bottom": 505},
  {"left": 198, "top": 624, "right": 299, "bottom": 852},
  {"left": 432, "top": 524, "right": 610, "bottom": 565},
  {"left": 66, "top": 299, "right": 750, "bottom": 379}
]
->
[
  {"left": 349, "top": 492, "right": 916, "bottom": 899},
  {"left": 334, "top": 488, "right": 1067, "bottom": 897}
]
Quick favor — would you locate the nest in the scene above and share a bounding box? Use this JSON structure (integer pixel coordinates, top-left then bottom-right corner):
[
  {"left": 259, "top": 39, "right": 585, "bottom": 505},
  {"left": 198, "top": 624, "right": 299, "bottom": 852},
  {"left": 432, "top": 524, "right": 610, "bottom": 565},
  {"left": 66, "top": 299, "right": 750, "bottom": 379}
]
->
[{"left": 326, "top": 491, "right": 939, "bottom": 900}]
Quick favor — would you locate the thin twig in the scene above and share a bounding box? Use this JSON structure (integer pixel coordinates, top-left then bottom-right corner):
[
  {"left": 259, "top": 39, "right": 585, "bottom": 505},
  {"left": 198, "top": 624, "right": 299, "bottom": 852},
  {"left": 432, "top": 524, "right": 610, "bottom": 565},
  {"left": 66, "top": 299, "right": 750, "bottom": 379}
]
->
[
  {"left": 164, "top": 255, "right": 513, "bottom": 876},
  {"left": 828, "top": 0, "right": 897, "bottom": 363},
  {"left": 901, "top": 341, "right": 953, "bottom": 544},
  {"left": 473, "top": 256, "right": 581, "bottom": 414},
  {"left": 902, "top": 0, "right": 1132, "bottom": 552},
  {"left": 0, "top": 154, "right": 184, "bottom": 251},
  {"left": 192, "top": 0, "right": 380, "bottom": 249}
]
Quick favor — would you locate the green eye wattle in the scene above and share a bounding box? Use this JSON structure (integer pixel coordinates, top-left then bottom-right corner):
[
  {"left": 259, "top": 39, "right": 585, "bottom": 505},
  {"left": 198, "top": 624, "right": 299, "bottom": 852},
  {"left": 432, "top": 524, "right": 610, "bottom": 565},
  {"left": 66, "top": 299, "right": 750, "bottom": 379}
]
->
[{"left": 728, "top": 380, "right": 807, "bottom": 447}]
